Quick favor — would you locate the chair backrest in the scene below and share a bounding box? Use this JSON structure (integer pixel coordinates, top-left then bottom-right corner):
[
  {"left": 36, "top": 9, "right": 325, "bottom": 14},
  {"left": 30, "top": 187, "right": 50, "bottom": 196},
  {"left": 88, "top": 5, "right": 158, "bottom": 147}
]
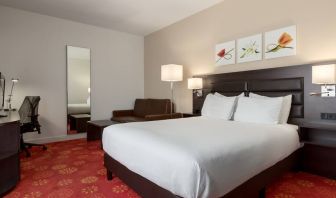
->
[
  {"left": 18, "top": 96, "right": 41, "bottom": 124},
  {"left": 133, "top": 98, "right": 173, "bottom": 117}
]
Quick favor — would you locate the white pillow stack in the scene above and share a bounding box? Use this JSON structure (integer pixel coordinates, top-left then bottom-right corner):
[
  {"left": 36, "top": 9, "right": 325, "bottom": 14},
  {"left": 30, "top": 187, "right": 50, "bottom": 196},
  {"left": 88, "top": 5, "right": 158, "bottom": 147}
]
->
[
  {"left": 201, "top": 93, "right": 237, "bottom": 120},
  {"left": 249, "top": 93, "right": 292, "bottom": 124},
  {"left": 200, "top": 92, "right": 291, "bottom": 125},
  {"left": 233, "top": 97, "right": 284, "bottom": 124}
]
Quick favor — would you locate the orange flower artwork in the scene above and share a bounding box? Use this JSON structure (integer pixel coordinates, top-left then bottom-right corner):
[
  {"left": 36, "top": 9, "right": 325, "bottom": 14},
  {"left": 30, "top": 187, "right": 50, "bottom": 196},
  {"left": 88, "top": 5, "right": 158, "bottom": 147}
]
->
[
  {"left": 278, "top": 32, "right": 293, "bottom": 47},
  {"left": 266, "top": 32, "right": 294, "bottom": 53}
]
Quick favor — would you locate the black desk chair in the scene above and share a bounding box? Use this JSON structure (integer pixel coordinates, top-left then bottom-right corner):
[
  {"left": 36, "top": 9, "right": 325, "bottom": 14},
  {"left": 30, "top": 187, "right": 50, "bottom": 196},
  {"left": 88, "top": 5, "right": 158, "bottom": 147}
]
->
[{"left": 19, "top": 96, "right": 46, "bottom": 157}]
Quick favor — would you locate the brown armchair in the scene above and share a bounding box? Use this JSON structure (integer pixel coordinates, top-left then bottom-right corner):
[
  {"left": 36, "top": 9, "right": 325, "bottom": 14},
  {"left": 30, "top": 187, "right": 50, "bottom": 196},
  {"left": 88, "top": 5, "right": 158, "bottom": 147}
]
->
[{"left": 111, "top": 99, "right": 182, "bottom": 123}]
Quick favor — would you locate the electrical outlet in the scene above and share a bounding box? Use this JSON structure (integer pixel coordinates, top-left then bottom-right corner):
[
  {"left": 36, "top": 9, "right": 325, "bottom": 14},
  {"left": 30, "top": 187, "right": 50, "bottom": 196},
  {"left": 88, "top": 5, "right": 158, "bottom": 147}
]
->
[{"left": 321, "top": 113, "right": 336, "bottom": 120}]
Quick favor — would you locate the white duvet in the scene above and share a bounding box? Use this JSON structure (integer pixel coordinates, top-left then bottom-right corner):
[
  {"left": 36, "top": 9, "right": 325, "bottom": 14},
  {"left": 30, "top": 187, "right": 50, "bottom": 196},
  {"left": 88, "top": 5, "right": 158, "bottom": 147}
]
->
[{"left": 102, "top": 117, "right": 300, "bottom": 198}]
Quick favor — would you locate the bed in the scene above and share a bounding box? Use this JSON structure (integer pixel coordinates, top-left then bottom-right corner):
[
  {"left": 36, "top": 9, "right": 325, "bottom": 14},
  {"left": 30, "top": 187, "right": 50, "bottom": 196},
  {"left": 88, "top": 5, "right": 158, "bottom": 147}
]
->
[
  {"left": 103, "top": 71, "right": 305, "bottom": 198},
  {"left": 67, "top": 103, "right": 90, "bottom": 115},
  {"left": 103, "top": 117, "right": 300, "bottom": 198}
]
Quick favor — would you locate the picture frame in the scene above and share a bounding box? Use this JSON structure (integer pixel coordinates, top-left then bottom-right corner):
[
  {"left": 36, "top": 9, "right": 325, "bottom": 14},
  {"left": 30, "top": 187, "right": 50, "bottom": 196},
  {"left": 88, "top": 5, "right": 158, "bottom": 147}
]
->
[
  {"left": 237, "top": 34, "right": 262, "bottom": 63},
  {"left": 215, "top": 40, "right": 236, "bottom": 66},
  {"left": 264, "top": 25, "right": 297, "bottom": 59}
]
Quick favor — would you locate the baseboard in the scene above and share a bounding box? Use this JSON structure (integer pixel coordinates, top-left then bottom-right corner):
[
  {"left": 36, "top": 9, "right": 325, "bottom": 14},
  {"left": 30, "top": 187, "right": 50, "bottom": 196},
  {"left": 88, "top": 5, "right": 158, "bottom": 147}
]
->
[{"left": 24, "top": 133, "right": 86, "bottom": 144}]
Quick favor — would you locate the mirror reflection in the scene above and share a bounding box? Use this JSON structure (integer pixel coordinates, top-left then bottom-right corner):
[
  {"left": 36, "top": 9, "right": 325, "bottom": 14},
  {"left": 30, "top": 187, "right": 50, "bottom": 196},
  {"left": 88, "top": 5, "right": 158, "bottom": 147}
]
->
[{"left": 67, "top": 46, "right": 91, "bottom": 135}]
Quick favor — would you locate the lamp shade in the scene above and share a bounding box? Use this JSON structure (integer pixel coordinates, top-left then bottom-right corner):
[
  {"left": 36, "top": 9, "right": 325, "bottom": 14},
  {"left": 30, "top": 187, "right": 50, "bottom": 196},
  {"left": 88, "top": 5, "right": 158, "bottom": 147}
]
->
[
  {"left": 11, "top": 78, "right": 19, "bottom": 83},
  {"left": 188, "top": 78, "right": 203, "bottom": 89},
  {"left": 161, "top": 64, "right": 183, "bottom": 82},
  {"left": 312, "top": 64, "right": 336, "bottom": 84}
]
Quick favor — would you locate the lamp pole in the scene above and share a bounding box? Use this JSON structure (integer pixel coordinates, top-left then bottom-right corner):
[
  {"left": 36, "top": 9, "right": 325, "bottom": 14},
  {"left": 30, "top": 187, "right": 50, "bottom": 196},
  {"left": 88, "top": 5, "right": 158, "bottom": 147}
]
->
[
  {"left": 6, "top": 78, "right": 18, "bottom": 111},
  {"left": 170, "top": 81, "right": 174, "bottom": 115}
]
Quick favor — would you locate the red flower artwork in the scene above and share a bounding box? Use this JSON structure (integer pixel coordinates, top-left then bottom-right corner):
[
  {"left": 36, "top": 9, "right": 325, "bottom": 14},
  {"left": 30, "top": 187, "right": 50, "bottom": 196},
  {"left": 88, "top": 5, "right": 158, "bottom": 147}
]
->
[{"left": 216, "top": 48, "right": 234, "bottom": 63}]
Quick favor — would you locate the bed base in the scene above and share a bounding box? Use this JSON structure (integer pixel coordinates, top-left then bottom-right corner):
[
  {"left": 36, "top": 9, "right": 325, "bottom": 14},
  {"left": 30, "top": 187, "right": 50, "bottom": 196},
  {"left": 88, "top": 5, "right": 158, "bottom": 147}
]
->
[{"left": 104, "top": 148, "right": 302, "bottom": 198}]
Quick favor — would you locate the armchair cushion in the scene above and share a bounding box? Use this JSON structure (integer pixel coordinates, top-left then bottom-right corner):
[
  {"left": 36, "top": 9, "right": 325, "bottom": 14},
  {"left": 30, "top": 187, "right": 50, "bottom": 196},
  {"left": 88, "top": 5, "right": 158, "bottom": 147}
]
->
[
  {"left": 111, "top": 98, "right": 177, "bottom": 123},
  {"left": 133, "top": 99, "right": 148, "bottom": 117},
  {"left": 112, "top": 110, "right": 134, "bottom": 117},
  {"left": 133, "top": 99, "right": 171, "bottom": 117}
]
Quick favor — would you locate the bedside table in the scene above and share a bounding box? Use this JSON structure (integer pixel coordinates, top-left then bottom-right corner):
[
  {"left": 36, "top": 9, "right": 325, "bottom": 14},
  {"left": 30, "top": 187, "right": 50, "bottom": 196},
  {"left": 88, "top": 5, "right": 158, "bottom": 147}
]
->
[
  {"left": 182, "top": 113, "right": 200, "bottom": 118},
  {"left": 87, "top": 120, "right": 119, "bottom": 141},
  {"left": 69, "top": 114, "right": 91, "bottom": 133},
  {"left": 299, "top": 121, "right": 336, "bottom": 179}
]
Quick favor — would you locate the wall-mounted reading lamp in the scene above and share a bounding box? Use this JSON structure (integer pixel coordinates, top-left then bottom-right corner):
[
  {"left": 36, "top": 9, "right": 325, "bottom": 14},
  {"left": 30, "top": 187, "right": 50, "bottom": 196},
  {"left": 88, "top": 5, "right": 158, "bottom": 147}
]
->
[
  {"left": 188, "top": 78, "right": 203, "bottom": 97},
  {"left": 6, "top": 78, "right": 19, "bottom": 111},
  {"left": 310, "top": 64, "right": 336, "bottom": 97}
]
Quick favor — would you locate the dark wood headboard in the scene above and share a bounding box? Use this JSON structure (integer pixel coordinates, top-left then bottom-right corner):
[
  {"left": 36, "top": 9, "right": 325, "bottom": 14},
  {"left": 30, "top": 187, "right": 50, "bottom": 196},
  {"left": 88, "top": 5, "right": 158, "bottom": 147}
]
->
[
  {"left": 192, "top": 61, "right": 336, "bottom": 125},
  {"left": 193, "top": 77, "right": 304, "bottom": 119}
]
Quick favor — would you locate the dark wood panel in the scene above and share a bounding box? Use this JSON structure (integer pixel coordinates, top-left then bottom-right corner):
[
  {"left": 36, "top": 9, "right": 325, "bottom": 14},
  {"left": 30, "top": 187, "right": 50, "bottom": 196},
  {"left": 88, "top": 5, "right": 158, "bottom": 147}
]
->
[
  {"left": 193, "top": 77, "right": 304, "bottom": 118},
  {"left": 210, "top": 80, "right": 247, "bottom": 92},
  {"left": 248, "top": 78, "right": 303, "bottom": 92}
]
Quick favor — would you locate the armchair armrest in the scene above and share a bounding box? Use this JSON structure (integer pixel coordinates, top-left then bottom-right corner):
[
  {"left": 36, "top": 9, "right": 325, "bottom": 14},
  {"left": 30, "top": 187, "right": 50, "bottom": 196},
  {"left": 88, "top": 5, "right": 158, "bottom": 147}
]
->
[
  {"left": 145, "top": 113, "right": 183, "bottom": 121},
  {"left": 112, "top": 110, "right": 134, "bottom": 117}
]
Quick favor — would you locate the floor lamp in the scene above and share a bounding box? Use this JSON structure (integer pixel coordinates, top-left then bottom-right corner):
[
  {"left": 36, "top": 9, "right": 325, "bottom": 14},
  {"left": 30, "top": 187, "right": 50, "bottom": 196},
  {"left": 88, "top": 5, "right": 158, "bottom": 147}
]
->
[
  {"left": 0, "top": 73, "right": 5, "bottom": 110},
  {"left": 161, "top": 64, "right": 183, "bottom": 115}
]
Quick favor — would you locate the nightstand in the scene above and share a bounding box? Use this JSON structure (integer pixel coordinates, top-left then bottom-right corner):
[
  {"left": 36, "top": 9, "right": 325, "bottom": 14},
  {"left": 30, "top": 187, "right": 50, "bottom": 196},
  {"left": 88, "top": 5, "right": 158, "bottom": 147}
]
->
[
  {"left": 69, "top": 114, "right": 91, "bottom": 133},
  {"left": 182, "top": 113, "right": 200, "bottom": 118},
  {"left": 87, "top": 120, "right": 119, "bottom": 141},
  {"left": 299, "top": 121, "right": 336, "bottom": 179}
]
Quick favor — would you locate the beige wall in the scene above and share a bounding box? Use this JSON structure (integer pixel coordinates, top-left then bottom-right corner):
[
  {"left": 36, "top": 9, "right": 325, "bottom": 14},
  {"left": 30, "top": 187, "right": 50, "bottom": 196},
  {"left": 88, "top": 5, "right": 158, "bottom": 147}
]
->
[
  {"left": 145, "top": 0, "right": 336, "bottom": 113},
  {"left": 0, "top": 5, "right": 144, "bottom": 141}
]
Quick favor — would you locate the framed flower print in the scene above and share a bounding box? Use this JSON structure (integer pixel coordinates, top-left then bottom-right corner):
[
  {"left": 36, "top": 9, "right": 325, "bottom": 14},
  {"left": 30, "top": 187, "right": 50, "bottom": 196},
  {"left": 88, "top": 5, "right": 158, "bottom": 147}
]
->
[{"left": 264, "top": 25, "right": 297, "bottom": 59}]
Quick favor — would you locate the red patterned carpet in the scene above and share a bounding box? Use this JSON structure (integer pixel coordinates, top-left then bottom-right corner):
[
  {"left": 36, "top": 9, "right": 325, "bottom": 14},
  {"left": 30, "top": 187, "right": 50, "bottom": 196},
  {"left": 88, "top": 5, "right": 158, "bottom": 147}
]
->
[{"left": 4, "top": 139, "right": 336, "bottom": 198}]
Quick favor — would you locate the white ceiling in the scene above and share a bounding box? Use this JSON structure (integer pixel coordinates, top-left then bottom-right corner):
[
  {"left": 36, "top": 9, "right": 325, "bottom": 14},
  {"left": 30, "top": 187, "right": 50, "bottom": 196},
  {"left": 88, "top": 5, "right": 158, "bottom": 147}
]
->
[{"left": 0, "top": 0, "right": 224, "bottom": 35}]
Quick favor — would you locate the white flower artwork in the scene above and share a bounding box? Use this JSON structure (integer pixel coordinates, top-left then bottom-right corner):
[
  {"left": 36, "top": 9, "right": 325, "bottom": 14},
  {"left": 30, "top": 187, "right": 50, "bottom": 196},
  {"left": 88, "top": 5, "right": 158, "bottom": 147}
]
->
[{"left": 237, "top": 34, "right": 262, "bottom": 63}]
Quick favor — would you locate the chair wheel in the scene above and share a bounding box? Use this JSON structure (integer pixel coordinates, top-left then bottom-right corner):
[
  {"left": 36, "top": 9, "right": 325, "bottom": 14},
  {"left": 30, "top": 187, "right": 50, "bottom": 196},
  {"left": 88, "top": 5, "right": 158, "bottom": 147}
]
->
[
  {"left": 42, "top": 146, "right": 47, "bottom": 151},
  {"left": 28, "top": 145, "right": 32, "bottom": 148},
  {"left": 26, "top": 152, "right": 31, "bottom": 157}
]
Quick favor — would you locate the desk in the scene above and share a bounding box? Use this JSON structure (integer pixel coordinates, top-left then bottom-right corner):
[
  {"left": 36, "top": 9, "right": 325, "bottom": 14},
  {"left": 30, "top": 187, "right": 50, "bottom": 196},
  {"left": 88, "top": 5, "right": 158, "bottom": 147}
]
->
[
  {"left": 0, "top": 111, "right": 20, "bottom": 124},
  {"left": 0, "top": 111, "right": 20, "bottom": 196}
]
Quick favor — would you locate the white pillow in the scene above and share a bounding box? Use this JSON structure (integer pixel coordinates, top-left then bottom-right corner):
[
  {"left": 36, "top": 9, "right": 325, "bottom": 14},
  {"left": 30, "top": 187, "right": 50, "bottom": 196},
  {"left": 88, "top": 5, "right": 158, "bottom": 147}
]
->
[
  {"left": 214, "top": 92, "right": 245, "bottom": 119},
  {"left": 201, "top": 94, "right": 237, "bottom": 120},
  {"left": 234, "top": 97, "right": 283, "bottom": 124},
  {"left": 249, "top": 93, "right": 292, "bottom": 124}
]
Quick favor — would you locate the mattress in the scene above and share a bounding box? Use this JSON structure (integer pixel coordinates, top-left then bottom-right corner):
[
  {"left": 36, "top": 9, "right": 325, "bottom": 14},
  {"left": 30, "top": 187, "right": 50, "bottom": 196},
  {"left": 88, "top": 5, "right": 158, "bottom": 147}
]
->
[
  {"left": 102, "top": 117, "right": 300, "bottom": 198},
  {"left": 67, "top": 103, "right": 90, "bottom": 115}
]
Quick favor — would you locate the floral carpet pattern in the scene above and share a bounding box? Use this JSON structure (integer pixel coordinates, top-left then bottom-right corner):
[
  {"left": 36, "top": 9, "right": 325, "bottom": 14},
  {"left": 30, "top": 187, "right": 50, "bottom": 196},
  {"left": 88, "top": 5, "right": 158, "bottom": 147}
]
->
[{"left": 4, "top": 139, "right": 336, "bottom": 198}]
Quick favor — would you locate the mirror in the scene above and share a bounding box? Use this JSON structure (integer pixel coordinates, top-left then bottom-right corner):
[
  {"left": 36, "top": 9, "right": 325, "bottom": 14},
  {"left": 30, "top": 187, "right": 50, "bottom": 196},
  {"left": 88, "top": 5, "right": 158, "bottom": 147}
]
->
[{"left": 67, "top": 46, "right": 91, "bottom": 135}]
